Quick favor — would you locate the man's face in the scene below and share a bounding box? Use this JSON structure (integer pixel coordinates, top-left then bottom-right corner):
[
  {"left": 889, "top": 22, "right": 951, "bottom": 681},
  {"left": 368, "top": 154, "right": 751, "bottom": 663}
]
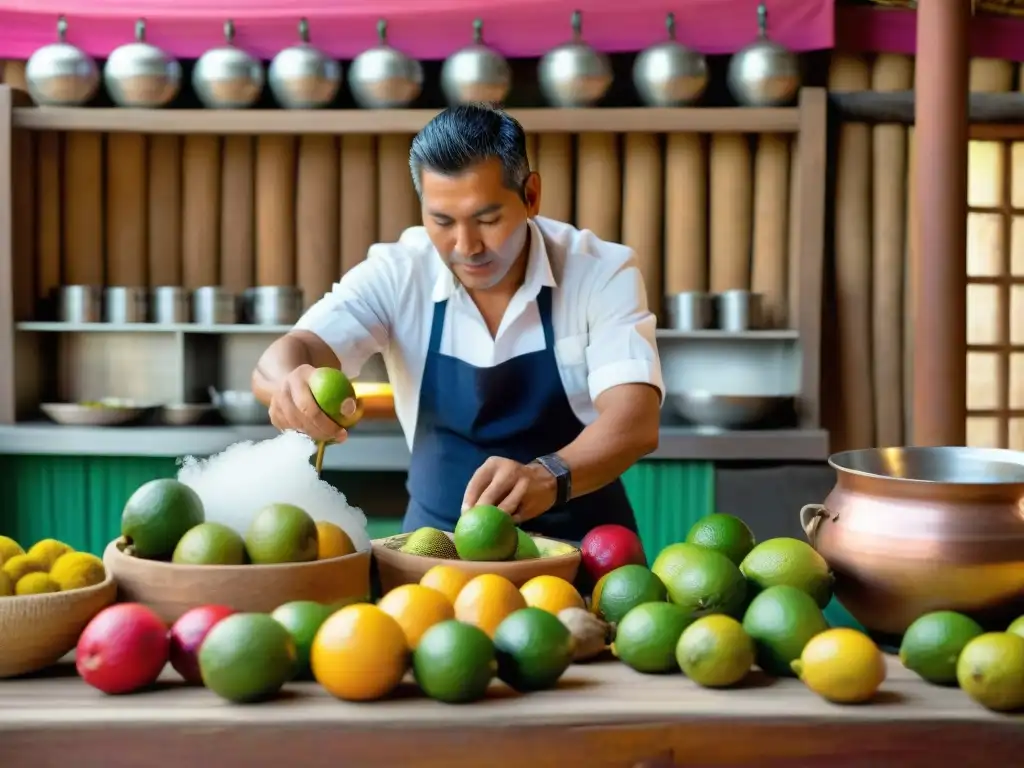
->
[{"left": 420, "top": 158, "right": 541, "bottom": 291}]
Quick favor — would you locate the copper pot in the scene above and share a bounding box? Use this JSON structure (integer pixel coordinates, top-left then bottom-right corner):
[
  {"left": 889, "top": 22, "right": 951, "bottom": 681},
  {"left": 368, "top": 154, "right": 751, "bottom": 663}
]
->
[{"left": 801, "top": 446, "right": 1024, "bottom": 639}]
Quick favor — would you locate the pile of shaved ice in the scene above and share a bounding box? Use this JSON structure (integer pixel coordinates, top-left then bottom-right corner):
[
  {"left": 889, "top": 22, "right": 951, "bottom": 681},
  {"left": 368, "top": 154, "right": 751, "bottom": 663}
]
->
[{"left": 176, "top": 431, "right": 371, "bottom": 553}]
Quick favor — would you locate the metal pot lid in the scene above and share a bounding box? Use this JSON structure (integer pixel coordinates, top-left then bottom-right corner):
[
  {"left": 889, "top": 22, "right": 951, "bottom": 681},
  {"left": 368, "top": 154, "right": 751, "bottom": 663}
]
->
[
  {"left": 440, "top": 19, "right": 512, "bottom": 106},
  {"left": 25, "top": 15, "right": 101, "bottom": 106},
  {"left": 538, "top": 10, "right": 613, "bottom": 108},
  {"left": 348, "top": 19, "right": 424, "bottom": 109},
  {"left": 633, "top": 12, "right": 708, "bottom": 107}
]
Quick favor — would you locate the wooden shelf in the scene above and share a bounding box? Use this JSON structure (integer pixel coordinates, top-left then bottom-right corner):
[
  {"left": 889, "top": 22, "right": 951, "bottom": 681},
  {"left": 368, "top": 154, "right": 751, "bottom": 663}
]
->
[
  {"left": 11, "top": 106, "right": 801, "bottom": 135},
  {"left": 16, "top": 321, "right": 291, "bottom": 334}
]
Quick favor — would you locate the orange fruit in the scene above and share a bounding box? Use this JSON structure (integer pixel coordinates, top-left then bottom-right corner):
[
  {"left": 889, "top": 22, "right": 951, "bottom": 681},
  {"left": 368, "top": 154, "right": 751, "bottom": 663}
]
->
[
  {"left": 316, "top": 521, "right": 356, "bottom": 559},
  {"left": 377, "top": 584, "right": 455, "bottom": 650},
  {"left": 454, "top": 573, "right": 527, "bottom": 638},
  {"left": 420, "top": 564, "right": 473, "bottom": 604},
  {"left": 520, "top": 575, "right": 586, "bottom": 615},
  {"left": 310, "top": 603, "right": 409, "bottom": 701}
]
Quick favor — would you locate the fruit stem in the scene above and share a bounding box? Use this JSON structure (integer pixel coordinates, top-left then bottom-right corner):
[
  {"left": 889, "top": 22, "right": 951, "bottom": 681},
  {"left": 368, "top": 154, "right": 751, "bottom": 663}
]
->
[{"left": 314, "top": 441, "right": 327, "bottom": 477}]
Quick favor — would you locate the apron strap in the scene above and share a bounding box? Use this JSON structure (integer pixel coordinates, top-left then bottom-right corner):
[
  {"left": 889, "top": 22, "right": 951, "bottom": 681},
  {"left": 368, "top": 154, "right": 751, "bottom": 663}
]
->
[
  {"left": 427, "top": 299, "right": 448, "bottom": 354},
  {"left": 538, "top": 286, "right": 555, "bottom": 349}
]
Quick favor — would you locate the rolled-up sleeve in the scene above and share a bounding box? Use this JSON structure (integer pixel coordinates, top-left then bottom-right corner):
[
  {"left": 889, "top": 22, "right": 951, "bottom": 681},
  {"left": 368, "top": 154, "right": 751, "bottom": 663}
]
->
[
  {"left": 584, "top": 252, "right": 665, "bottom": 405},
  {"left": 292, "top": 247, "right": 395, "bottom": 379}
]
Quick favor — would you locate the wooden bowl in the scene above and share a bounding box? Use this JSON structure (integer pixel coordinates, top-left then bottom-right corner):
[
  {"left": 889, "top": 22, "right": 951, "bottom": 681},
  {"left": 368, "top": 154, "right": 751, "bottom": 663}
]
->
[
  {"left": 103, "top": 540, "right": 371, "bottom": 625},
  {"left": 372, "top": 532, "right": 581, "bottom": 593},
  {"left": 0, "top": 572, "right": 117, "bottom": 678},
  {"left": 354, "top": 382, "right": 396, "bottom": 421}
]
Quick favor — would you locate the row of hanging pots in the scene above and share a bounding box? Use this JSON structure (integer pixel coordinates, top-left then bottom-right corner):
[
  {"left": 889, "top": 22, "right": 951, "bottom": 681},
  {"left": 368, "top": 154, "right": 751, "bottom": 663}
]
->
[{"left": 23, "top": 5, "right": 800, "bottom": 111}]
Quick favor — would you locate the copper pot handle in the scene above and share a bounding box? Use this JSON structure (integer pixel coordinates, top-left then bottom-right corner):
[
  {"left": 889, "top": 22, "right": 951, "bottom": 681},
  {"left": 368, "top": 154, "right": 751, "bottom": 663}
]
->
[{"left": 800, "top": 503, "right": 829, "bottom": 545}]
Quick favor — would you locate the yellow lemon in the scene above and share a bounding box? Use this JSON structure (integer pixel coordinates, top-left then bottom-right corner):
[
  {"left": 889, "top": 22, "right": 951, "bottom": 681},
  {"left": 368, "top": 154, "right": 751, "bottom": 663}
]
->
[
  {"left": 957, "top": 632, "right": 1024, "bottom": 713},
  {"left": 15, "top": 572, "right": 59, "bottom": 595},
  {"left": 419, "top": 564, "right": 473, "bottom": 604},
  {"left": 27, "top": 538, "right": 75, "bottom": 569},
  {"left": 792, "top": 627, "right": 886, "bottom": 704},
  {"left": 49, "top": 552, "right": 106, "bottom": 591},
  {"left": 315, "top": 521, "right": 357, "bottom": 560},
  {"left": 676, "top": 614, "right": 755, "bottom": 688},
  {"left": 0, "top": 536, "right": 24, "bottom": 565},
  {"left": 2, "top": 554, "right": 47, "bottom": 584},
  {"left": 0, "top": 570, "right": 13, "bottom": 597},
  {"left": 520, "top": 575, "right": 586, "bottom": 615},
  {"left": 377, "top": 583, "right": 455, "bottom": 650}
]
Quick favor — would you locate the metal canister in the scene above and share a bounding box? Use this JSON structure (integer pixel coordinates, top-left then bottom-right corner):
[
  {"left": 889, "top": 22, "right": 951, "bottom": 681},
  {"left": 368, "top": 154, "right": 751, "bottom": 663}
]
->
[
  {"left": 664, "top": 291, "right": 714, "bottom": 331},
  {"left": 151, "top": 286, "right": 190, "bottom": 324},
  {"left": 104, "top": 286, "right": 148, "bottom": 324},
  {"left": 243, "top": 286, "right": 304, "bottom": 326},
  {"left": 193, "top": 286, "right": 238, "bottom": 325},
  {"left": 716, "top": 290, "right": 765, "bottom": 332},
  {"left": 57, "top": 285, "right": 102, "bottom": 324}
]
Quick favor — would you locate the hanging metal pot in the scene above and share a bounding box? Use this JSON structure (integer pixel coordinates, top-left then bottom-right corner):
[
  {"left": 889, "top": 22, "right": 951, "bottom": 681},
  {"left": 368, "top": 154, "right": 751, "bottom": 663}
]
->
[
  {"left": 632, "top": 12, "right": 708, "bottom": 107},
  {"left": 25, "top": 15, "right": 100, "bottom": 107},
  {"left": 538, "top": 10, "right": 612, "bottom": 108},
  {"left": 104, "top": 19, "right": 182, "bottom": 108},
  {"left": 440, "top": 19, "right": 512, "bottom": 107},
  {"left": 727, "top": 2, "right": 801, "bottom": 107},
  {"left": 192, "top": 20, "right": 264, "bottom": 109},
  {"left": 268, "top": 18, "right": 342, "bottom": 110},
  {"left": 347, "top": 19, "right": 423, "bottom": 109}
]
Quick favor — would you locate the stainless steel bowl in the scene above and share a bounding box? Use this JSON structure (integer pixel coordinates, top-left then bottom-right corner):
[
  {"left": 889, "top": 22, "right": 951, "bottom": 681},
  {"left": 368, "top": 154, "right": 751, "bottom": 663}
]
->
[
  {"left": 668, "top": 391, "right": 795, "bottom": 430},
  {"left": 41, "top": 400, "right": 156, "bottom": 427},
  {"left": 161, "top": 403, "right": 217, "bottom": 426},
  {"left": 209, "top": 388, "right": 271, "bottom": 425}
]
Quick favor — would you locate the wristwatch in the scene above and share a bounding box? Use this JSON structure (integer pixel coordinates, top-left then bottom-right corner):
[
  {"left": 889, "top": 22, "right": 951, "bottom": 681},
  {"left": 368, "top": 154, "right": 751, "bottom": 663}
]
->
[{"left": 532, "top": 454, "right": 572, "bottom": 507}]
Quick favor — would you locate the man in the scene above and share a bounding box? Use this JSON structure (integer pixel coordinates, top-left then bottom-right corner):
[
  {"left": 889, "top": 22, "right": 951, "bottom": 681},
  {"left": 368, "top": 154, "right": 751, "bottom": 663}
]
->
[{"left": 252, "top": 104, "right": 663, "bottom": 542}]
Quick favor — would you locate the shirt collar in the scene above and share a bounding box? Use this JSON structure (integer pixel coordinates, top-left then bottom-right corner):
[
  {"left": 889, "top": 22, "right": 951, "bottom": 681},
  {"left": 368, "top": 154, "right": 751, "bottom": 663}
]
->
[{"left": 431, "top": 218, "right": 556, "bottom": 303}]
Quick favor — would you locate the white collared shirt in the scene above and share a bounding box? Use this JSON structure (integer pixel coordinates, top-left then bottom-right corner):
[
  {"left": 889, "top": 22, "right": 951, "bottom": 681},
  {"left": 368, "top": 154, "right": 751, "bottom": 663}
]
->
[{"left": 293, "top": 216, "right": 664, "bottom": 450}]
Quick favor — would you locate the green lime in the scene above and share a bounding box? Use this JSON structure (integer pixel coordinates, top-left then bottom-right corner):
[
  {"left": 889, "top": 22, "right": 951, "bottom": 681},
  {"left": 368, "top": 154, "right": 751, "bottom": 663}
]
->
[
  {"left": 172, "top": 522, "right": 246, "bottom": 565},
  {"left": 593, "top": 564, "right": 667, "bottom": 624},
  {"left": 454, "top": 505, "right": 516, "bottom": 561},
  {"left": 1007, "top": 615, "right": 1024, "bottom": 639},
  {"left": 198, "top": 613, "right": 297, "bottom": 703},
  {"left": 899, "top": 610, "right": 985, "bottom": 686},
  {"left": 685, "top": 513, "right": 757, "bottom": 566},
  {"left": 514, "top": 529, "right": 541, "bottom": 561},
  {"left": 493, "top": 607, "right": 574, "bottom": 692},
  {"left": 413, "top": 620, "right": 496, "bottom": 703},
  {"left": 121, "top": 478, "right": 205, "bottom": 559},
  {"left": 957, "top": 632, "right": 1024, "bottom": 712},
  {"left": 741, "top": 584, "right": 829, "bottom": 677},
  {"left": 308, "top": 367, "right": 361, "bottom": 429},
  {"left": 612, "top": 601, "right": 693, "bottom": 674},
  {"left": 740, "top": 537, "right": 834, "bottom": 609},
  {"left": 271, "top": 600, "right": 337, "bottom": 678},
  {"left": 676, "top": 614, "right": 755, "bottom": 688},
  {"left": 651, "top": 543, "right": 747, "bottom": 619},
  {"left": 244, "top": 503, "right": 319, "bottom": 565}
]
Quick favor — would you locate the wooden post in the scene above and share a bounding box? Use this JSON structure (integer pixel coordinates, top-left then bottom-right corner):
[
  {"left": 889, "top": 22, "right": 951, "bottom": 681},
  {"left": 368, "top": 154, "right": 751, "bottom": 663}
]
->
[{"left": 912, "top": 1, "right": 970, "bottom": 446}]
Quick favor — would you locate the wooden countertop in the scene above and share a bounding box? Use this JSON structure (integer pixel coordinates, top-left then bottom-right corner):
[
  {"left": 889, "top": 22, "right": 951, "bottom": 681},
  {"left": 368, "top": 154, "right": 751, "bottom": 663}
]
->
[{"left": 1, "top": 656, "right": 1021, "bottom": 767}]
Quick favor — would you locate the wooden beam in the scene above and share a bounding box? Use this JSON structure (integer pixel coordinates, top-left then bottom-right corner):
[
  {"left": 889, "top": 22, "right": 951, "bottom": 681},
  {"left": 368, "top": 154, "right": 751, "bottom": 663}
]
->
[
  {"left": 911, "top": 0, "right": 970, "bottom": 447},
  {"left": 830, "top": 91, "right": 1024, "bottom": 125}
]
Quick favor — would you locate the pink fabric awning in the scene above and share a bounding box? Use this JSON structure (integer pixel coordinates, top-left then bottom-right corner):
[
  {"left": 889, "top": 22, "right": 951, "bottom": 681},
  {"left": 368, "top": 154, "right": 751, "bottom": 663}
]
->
[{"left": 0, "top": 0, "right": 833, "bottom": 61}]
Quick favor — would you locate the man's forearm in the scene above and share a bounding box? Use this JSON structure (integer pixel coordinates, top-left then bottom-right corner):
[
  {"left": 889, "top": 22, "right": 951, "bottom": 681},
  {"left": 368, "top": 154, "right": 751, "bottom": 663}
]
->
[
  {"left": 251, "top": 332, "right": 337, "bottom": 405},
  {"left": 554, "top": 384, "right": 661, "bottom": 500}
]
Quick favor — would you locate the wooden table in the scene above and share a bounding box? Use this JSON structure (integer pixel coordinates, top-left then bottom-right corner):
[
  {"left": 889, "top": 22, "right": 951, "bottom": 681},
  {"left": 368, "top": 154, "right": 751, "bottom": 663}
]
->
[{"left": 0, "top": 656, "right": 1020, "bottom": 767}]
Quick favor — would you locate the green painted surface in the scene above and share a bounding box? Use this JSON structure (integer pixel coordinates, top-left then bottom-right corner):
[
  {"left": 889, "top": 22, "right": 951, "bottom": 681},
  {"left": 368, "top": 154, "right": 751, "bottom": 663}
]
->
[
  {"left": 622, "top": 460, "right": 715, "bottom": 564},
  {"left": 0, "top": 455, "right": 179, "bottom": 555}
]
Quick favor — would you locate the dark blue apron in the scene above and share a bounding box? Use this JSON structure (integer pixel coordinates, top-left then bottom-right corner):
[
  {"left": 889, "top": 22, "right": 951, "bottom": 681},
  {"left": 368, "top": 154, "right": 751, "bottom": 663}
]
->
[{"left": 404, "top": 285, "right": 637, "bottom": 544}]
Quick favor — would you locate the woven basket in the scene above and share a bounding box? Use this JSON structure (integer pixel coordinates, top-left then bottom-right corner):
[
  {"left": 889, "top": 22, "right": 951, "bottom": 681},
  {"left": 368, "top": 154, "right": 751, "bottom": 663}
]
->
[
  {"left": 866, "top": 0, "right": 1024, "bottom": 15},
  {"left": 0, "top": 573, "right": 117, "bottom": 678},
  {"left": 372, "top": 532, "right": 580, "bottom": 593}
]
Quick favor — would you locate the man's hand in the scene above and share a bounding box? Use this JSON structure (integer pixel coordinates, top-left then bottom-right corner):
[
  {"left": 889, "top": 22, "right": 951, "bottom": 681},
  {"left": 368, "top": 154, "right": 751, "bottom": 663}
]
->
[
  {"left": 462, "top": 457, "right": 557, "bottom": 524},
  {"left": 267, "top": 364, "right": 350, "bottom": 444}
]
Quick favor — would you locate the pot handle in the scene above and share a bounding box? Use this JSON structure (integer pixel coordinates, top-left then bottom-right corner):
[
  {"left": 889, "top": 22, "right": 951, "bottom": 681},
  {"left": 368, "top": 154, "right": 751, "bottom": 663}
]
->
[{"left": 799, "top": 503, "right": 829, "bottom": 545}]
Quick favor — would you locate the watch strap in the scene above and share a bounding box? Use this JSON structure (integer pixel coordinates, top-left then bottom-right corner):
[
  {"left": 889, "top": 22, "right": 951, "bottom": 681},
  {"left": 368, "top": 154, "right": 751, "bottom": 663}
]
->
[{"left": 533, "top": 454, "right": 572, "bottom": 506}]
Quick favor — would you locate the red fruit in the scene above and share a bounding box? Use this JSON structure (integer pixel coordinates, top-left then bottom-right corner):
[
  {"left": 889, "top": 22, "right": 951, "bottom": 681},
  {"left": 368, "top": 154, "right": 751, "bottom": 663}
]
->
[
  {"left": 76, "top": 603, "right": 170, "bottom": 695},
  {"left": 580, "top": 524, "right": 647, "bottom": 581},
  {"left": 169, "top": 605, "right": 236, "bottom": 684}
]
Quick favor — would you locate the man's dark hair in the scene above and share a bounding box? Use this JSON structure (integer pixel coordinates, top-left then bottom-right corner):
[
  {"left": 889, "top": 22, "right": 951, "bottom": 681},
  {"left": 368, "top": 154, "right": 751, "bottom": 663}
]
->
[{"left": 409, "top": 104, "right": 531, "bottom": 200}]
